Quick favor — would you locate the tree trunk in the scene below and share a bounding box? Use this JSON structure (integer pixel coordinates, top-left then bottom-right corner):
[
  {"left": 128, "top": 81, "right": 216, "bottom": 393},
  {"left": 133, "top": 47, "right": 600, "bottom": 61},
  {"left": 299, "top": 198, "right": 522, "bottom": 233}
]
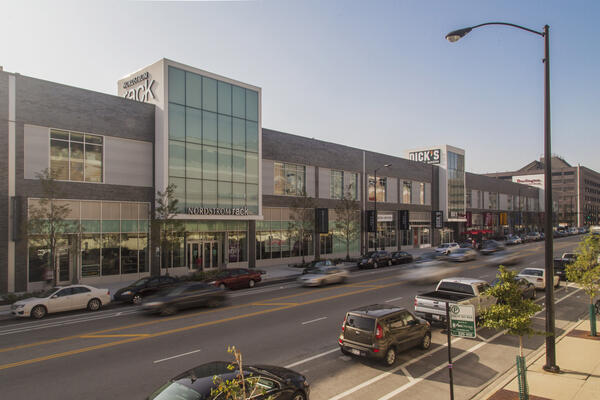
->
[
  {"left": 590, "top": 297, "right": 597, "bottom": 337},
  {"left": 519, "top": 336, "right": 524, "bottom": 357}
]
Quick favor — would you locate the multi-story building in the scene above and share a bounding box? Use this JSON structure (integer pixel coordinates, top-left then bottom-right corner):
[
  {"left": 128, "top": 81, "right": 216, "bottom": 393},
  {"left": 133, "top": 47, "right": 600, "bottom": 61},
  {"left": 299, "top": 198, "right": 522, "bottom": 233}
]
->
[{"left": 0, "top": 60, "right": 542, "bottom": 293}]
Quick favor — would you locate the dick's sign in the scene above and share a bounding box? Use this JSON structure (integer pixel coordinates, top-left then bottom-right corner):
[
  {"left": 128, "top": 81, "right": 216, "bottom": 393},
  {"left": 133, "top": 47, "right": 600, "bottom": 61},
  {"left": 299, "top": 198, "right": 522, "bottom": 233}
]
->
[{"left": 409, "top": 149, "right": 441, "bottom": 164}]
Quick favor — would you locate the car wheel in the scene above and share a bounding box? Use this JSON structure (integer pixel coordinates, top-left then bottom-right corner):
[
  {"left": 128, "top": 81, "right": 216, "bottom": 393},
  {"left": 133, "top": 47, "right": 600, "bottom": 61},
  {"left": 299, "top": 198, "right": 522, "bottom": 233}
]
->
[
  {"left": 383, "top": 347, "right": 397, "bottom": 366},
  {"left": 248, "top": 279, "right": 255, "bottom": 288},
  {"left": 132, "top": 294, "right": 143, "bottom": 305},
  {"left": 291, "top": 391, "right": 307, "bottom": 400},
  {"left": 160, "top": 305, "right": 177, "bottom": 316},
  {"left": 373, "top": 262, "right": 378, "bottom": 269},
  {"left": 219, "top": 283, "right": 226, "bottom": 290},
  {"left": 31, "top": 305, "right": 47, "bottom": 319},
  {"left": 388, "top": 260, "right": 392, "bottom": 266},
  {"left": 87, "top": 298, "right": 101, "bottom": 311},
  {"left": 421, "top": 332, "right": 432, "bottom": 350}
]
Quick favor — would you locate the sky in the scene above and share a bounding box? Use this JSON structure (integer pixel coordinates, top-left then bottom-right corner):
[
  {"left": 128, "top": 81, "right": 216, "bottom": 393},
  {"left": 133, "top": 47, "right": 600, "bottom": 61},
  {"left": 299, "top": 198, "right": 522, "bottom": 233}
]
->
[{"left": 2, "top": 0, "right": 598, "bottom": 174}]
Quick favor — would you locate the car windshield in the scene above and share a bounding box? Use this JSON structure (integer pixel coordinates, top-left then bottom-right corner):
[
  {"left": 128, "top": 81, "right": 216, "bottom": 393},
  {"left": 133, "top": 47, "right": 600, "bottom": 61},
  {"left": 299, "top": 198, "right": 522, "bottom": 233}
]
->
[
  {"left": 36, "top": 288, "right": 60, "bottom": 298},
  {"left": 364, "top": 252, "right": 377, "bottom": 258},
  {"left": 148, "top": 381, "right": 203, "bottom": 400},
  {"left": 453, "top": 249, "right": 468, "bottom": 254},
  {"left": 311, "top": 268, "right": 329, "bottom": 275},
  {"left": 133, "top": 278, "right": 151, "bottom": 287},
  {"left": 346, "top": 314, "right": 375, "bottom": 331},
  {"left": 439, "top": 244, "right": 449, "bottom": 248},
  {"left": 521, "top": 269, "right": 542, "bottom": 276}
]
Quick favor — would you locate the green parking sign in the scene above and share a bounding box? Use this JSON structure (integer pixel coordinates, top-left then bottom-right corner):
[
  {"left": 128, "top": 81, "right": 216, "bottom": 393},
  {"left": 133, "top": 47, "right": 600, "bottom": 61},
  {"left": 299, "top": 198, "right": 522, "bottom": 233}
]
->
[{"left": 449, "top": 304, "right": 476, "bottom": 338}]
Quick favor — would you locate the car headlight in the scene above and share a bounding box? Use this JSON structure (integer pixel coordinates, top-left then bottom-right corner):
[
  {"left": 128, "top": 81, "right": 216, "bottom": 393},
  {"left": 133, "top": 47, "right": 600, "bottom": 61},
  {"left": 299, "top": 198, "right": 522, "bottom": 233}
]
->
[
  {"left": 13, "top": 304, "right": 25, "bottom": 309},
  {"left": 208, "top": 281, "right": 216, "bottom": 285},
  {"left": 143, "top": 302, "right": 161, "bottom": 307},
  {"left": 121, "top": 290, "right": 132, "bottom": 296}
]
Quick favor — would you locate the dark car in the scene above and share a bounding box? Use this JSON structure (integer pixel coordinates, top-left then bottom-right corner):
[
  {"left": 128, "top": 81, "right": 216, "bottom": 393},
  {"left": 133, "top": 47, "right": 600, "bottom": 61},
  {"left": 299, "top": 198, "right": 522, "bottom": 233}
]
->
[
  {"left": 302, "top": 259, "right": 333, "bottom": 274},
  {"left": 480, "top": 240, "right": 505, "bottom": 255},
  {"left": 114, "top": 276, "right": 179, "bottom": 305},
  {"left": 553, "top": 259, "right": 568, "bottom": 281},
  {"left": 338, "top": 304, "right": 431, "bottom": 366},
  {"left": 491, "top": 277, "right": 536, "bottom": 300},
  {"left": 147, "top": 361, "right": 310, "bottom": 400},
  {"left": 141, "top": 282, "right": 226, "bottom": 315},
  {"left": 390, "top": 251, "right": 413, "bottom": 265},
  {"left": 358, "top": 251, "right": 392, "bottom": 269},
  {"left": 208, "top": 268, "right": 262, "bottom": 289}
]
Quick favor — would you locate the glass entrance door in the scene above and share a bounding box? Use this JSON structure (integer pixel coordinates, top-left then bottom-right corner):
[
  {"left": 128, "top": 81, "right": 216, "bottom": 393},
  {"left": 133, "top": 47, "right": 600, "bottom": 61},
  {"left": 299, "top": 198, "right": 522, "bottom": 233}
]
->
[
  {"left": 203, "top": 241, "right": 219, "bottom": 270},
  {"left": 188, "top": 241, "right": 219, "bottom": 270},
  {"left": 188, "top": 242, "right": 202, "bottom": 270},
  {"left": 57, "top": 249, "right": 70, "bottom": 283}
]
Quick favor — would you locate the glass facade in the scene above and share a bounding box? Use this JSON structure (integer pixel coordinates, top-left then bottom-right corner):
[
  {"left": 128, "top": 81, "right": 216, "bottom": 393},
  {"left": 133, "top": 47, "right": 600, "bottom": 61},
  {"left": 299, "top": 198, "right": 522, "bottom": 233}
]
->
[
  {"left": 50, "top": 129, "right": 103, "bottom": 183},
  {"left": 274, "top": 162, "right": 306, "bottom": 196},
  {"left": 402, "top": 181, "right": 412, "bottom": 203},
  {"left": 331, "top": 171, "right": 359, "bottom": 200},
  {"left": 447, "top": 151, "right": 465, "bottom": 219},
  {"left": 167, "top": 66, "right": 259, "bottom": 214},
  {"left": 257, "top": 208, "right": 313, "bottom": 260},
  {"left": 368, "top": 176, "right": 387, "bottom": 202}
]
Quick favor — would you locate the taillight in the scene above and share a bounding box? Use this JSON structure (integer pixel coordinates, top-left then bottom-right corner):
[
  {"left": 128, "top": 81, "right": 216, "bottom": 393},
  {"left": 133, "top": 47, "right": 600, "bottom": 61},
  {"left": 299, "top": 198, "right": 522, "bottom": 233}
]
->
[
  {"left": 375, "top": 323, "right": 383, "bottom": 339},
  {"left": 342, "top": 316, "right": 346, "bottom": 331},
  {"left": 107, "top": 290, "right": 110, "bottom": 296},
  {"left": 338, "top": 338, "right": 343, "bottom": 345},
  {"left": 414, "top": 297, "right": 418, "bottom": 307},
  {"left": 537, "top": 278, "right": 543, "bottom": 282}
]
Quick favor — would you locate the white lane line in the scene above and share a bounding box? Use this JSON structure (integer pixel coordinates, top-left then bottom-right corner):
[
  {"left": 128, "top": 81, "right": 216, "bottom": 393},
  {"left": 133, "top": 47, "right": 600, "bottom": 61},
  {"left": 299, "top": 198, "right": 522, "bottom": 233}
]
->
[
  {"left": 399, "top": 365, "right": 415, "bottom": 383},
  {"left": 301, "top": 317, "right": 327, "bottom": 325},
  {"left": 0, "top": 306, "right": 137, "bottom": 328},
  {"left": 384, "top": 297, "right": 403, "bottom": 303},
  {"left": 153, "top": 349, "right": 202, "bottom": 364},
  {"left": 284, "top": 348, "right": 339, "bottom": 369}
]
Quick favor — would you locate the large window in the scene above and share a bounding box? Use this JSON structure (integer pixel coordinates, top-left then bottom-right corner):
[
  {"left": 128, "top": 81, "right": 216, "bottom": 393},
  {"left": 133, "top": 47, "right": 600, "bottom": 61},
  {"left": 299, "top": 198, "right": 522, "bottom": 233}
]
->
[
  {"left": 274, "top": 162, "right": 306, "bottom": 196},
  {"left": 402, "top": 181, "right": 412, "bottom": 203},
  {"left": 257, "top": 208, "right": 313, "bottom": 260},
  {"left": 50, "top": 129, "right": 103, "bottom": 183},
  {"left": 447, "top": 151, "right": 465, "bottom": 219},
  {"left": 167, "top": 66, "right": 260, "bottom": 214},
  {"left": 488, "top": 192, "right": 499, "bottom": 210},
  {"left": 331, "top": 170, "right": 343, "bottom": 199},
  {"left": 368, "top": 176, "right": 387, "bottom": 202}
]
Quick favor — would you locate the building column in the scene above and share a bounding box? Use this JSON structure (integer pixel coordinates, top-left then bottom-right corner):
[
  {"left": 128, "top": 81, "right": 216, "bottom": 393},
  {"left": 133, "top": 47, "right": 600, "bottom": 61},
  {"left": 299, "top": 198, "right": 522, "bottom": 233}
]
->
[{"left": 248, "top": 220, "right": 256, "bottom": 268}]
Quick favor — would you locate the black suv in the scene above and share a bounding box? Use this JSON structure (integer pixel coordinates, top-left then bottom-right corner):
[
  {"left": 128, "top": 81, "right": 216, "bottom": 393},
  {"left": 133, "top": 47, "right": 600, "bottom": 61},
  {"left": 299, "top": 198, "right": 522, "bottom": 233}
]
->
[
  {"left": 358, "top": 251, "right": 392, "bottom": 269},
  {"left": 114, "top": 276, "right": 179, "bottom": 304},
  {"left": 338, "top": 304, "right": 431, "bottom": 366}
]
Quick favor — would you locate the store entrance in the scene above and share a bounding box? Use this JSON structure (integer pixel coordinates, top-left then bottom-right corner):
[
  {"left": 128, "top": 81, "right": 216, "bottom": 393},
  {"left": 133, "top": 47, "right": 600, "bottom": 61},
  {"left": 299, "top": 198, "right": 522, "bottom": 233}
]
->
[
  {"left": 187, "top": 241, "right": 220, "bottom": 270},
  {"left": 56, "top": 248, "right": 71, "bottom": 284}
]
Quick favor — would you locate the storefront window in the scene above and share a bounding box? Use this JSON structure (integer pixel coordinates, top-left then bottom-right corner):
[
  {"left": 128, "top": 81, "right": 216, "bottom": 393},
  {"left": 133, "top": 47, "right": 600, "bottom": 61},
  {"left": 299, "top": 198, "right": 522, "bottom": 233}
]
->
[
  {"left": 274, "top": 162, "right": 306, "bottom": 196},
  {"left": 81, "top": 234, "right": 101, "bottom": 277},
  {"left": 331, "top": 170, "right": 344, "bottom": 199},
  {"left": 101, "top": 234, "right": 120, "bottom": 276},
  {"left": 120, "top": 234, "right": 139, "bottom": 274},
  {"left": 368, "top": 176, "right": 387, "bottom": 202},
  {"left": 402, "top": 181, "right": 412, "bottom": 204},
  {"left": 50, "top": 129, "right": 103, "bottom": 183}
]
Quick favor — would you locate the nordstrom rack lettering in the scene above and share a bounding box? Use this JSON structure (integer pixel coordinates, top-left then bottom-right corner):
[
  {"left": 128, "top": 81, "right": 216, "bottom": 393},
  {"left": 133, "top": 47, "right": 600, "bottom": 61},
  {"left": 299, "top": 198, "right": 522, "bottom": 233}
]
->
[
  {"left": 123, "top": 72, "right": 156, "bottom": 102},
  {"left": 187, "top": 207, "right": 249, "bottom": 216}
]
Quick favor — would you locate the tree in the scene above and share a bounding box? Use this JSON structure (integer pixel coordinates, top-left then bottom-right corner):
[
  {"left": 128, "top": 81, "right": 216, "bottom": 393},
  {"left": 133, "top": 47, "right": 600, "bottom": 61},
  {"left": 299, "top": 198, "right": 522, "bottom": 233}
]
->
[
  {"left": 26, "top": 168, "right": 72, "bottom": 287},
  {"left": 333, "top": 190, "right": 360, "bottom": 260},
  {"left": 153, "top": 183, "right": 185, "bottom": 275},
  {"left": 481, "top": 266, "right": 543, "bottom": 400},
  {"left": 288, "top": 191, "right": 316, "bottom": 264},
  {"left": 211, "top": 346, "right": 274, "bottom": 400},
  {"left": 566, "top": 233, "right": 600, "bottom": 336}
]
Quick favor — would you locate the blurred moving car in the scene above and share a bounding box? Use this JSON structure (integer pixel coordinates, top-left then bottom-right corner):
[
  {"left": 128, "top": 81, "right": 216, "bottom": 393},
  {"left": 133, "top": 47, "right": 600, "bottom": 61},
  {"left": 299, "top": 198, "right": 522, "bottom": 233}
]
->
[
  {"left": 11, "top": 285, "right": 110, "bottom": 319},
  {"left": 484, "top": 250, "right": 521, "bottom": 266},
  {"left": 525, "top": 232, "right": 542, "bottom": 242},
  {"left": 208, "top": 268, "right": 262, "bottom": 289},
  {"left": 302, "top": 259, "right": 333, "bottom": 274},
  {"left": 141, "top": 282, "right": 226, "bottom": 315},
  {"left": 480, "top": 240, "right": 505, "bottom": 255},
  {"left": 148, "top": 361, "right": 310, "bottom": 400},
  {"left": 505, "top": 235, "right": 523, "bottom": 245},
  {"left": 358, "top": 250, "right": 392, "bottom": 269},
  {"left": 491, "top": 277, "right": 536, "bottom": 300},
  {"left": 435, "top": 242, "right": 460, "bottom": 255},
  {"left": 114, "top": 276, "right": 179, "bottom": 305},
  {"left": 446, "top": 248, "right": 477, "bottom": 262},
  {"left": 390, "top": 251, "right": 414, "bottom": 265},
  {"left": 517, "top": 267, "right": 560, "bottom": 289},
  {"left": 298, "top": 266, "right": 349, "bottom": 287},
  {"left": 338, "top": 305, "right": 431, "bottom": 366}
]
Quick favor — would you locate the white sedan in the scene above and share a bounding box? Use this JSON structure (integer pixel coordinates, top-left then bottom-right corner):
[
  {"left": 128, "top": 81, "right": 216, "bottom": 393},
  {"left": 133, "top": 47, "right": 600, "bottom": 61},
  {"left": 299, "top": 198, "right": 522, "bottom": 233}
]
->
[
  {"left": 11, "top": 285, "right": 111, "bottom": 319},
  {"left": 517, "top": 268, "right": 560, "bottom": 290},
  {"left": 435, "top": 242, "right": 460, "bottom": 254},
  {"left": 298, "top": 267, "right": 349, "bottom": 287}
]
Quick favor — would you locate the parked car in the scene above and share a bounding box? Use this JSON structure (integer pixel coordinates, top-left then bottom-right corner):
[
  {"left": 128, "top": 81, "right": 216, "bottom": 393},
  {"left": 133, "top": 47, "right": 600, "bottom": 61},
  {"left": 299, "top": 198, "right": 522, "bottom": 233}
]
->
[
  {"left": 338, "top": 304, "right": 431, "bottom": 366},
  {"left": 517, "top": 268, "right": 560, "bottom": 289},
  {"left": 114, "top": 276, "right": 179, "bottom": 305},
  {"left": 446, "top": 248, "right": 477, "bottom": 262},
  {"left": 11, "top": 285, "right": 110, "bottom": 319},
  {"left": 505, "top": 235, "right": 523, "bottom": 245},
  {"left": 298, "top": 266, "right": 349, "bottom": 287},
  {"left": 147, "top": 361, "right": 310, "bottom": 400},
  {"left": 208, "top": 268, "right": 262, "bottom": 289},
  {"left": 358, "top": 250, "right": 392, "bottom": 269},
  {"left": 553, "top": 259, "right": 568, "bottom": 281},
  {"left": 525, "top": 232, "right": 542, "bottom": 242},
  {"left": 302, "top": 259, "right": 333, "bottom": 274},
  {"left": 491, "top": 277, "right": 536, "bottom": 300},
  {"left": 435, "top": 242, "right": 460, "bottom": 255},
  {"left": 141, "top": 282, "right": 226, "bottom": 315},
  {"left": 561, "top": 253, "right": 577, "bottom": 264},
  {"left": 390, "top": 251, "right": 414, "bottom": 265},
  {"left": 480, "top": 240, "right": 505, "bottom": 255}
]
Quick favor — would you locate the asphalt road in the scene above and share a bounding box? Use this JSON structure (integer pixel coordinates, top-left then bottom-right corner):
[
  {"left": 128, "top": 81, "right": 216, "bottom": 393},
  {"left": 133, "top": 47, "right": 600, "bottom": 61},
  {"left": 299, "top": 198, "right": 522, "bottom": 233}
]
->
[{"left": 0, "top": 236, "right": 588, "bottom": 400}]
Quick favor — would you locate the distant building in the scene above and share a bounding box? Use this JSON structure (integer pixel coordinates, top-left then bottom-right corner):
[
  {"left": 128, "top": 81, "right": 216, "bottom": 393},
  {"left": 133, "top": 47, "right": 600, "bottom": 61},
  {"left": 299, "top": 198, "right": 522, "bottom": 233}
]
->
[{"left": 485, "top": 156, "right": 600, "bottom": 227}]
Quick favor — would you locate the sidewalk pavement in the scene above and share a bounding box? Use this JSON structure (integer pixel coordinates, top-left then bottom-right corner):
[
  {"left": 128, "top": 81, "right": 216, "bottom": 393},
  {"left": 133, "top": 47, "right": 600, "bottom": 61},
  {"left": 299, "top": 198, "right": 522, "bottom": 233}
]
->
[{"left": 477, "top": 318, "right": 600, "bottom": 400}]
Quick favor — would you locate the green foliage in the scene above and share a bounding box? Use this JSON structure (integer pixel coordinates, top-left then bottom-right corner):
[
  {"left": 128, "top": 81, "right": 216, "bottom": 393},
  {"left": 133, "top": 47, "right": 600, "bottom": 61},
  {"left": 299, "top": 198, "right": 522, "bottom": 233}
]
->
[
  {"left": 288, "top": 191, "right": 317, "bottom": 264},
  {"left": 153, "top": 183, "right": 185, "bottom": 270},
  {"left": 481, "top": 266, "right": 543, "bottom": 339},
  {"left": 333, "top": 191, "right": 360, "bottom": 260},
  {"left": 210, "top": 346, "right": 273, "bottom": 400},
  {"left": 566, "top": 233, "right": 600, "bottom": 301}
]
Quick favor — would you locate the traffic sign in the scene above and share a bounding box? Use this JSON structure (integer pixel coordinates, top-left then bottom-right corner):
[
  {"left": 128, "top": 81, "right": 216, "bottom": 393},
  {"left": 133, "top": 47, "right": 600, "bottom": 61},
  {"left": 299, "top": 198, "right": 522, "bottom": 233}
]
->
[{"left": 449, "top": 304, "right": 476, "bottom": 339}]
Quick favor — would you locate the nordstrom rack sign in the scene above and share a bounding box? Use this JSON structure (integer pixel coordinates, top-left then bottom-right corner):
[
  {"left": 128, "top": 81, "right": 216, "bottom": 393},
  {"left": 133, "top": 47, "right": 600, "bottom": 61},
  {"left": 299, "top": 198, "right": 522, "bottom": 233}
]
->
[{"left": 122, "top": 72, "right": 156, "bottom": 102}]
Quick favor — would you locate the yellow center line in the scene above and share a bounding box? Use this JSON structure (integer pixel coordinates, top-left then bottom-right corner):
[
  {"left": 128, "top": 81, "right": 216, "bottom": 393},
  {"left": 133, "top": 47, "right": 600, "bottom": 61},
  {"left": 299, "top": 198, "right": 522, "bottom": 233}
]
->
[
  {"left": 252, "top": 302, "right": 298, "bottom": 306},
  {"left": 79, "top": 334, "right": 150, "bottom": 339}
]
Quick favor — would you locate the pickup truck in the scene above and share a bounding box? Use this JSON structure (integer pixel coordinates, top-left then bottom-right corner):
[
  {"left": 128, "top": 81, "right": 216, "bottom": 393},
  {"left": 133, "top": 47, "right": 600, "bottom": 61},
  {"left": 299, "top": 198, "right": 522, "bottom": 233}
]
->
[{"left": 414, "top": 278, "right": 496, "bottom": 323}]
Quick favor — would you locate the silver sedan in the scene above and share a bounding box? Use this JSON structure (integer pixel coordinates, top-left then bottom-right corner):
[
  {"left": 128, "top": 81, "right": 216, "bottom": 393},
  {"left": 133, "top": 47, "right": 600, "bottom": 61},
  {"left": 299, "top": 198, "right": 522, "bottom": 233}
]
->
[
  {"left": 447, "top": 248, "right": 477, "bottom": 262},
  {"left": 298, "top": 266, "right": 349, "bottom": 287}
]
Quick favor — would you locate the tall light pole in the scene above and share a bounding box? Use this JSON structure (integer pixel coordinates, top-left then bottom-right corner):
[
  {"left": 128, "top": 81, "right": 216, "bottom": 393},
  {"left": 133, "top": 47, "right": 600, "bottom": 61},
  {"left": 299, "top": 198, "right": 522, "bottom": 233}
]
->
[
  {"left": 373, "top": 164, "right": 391, "bottom": 250},
  {"left": 446, "top": 22, "right": 559, "bottom": 372}
]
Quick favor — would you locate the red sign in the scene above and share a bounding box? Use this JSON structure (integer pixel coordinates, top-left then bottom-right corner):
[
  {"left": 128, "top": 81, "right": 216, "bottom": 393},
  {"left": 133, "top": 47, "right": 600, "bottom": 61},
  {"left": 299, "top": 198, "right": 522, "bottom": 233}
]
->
[{"left": 485, "top": 212, "right": 493, "bottom": 226}]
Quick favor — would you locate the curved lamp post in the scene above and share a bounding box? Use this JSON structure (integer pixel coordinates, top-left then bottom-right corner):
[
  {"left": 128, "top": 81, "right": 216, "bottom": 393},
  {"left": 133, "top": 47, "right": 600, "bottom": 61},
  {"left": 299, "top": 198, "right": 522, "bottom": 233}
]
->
[
  {"left": 373, "top": 164, "right": 391, "bottom": 250},
  {"left": 446, "top": 22, "right": 559, "bottom": 373}
]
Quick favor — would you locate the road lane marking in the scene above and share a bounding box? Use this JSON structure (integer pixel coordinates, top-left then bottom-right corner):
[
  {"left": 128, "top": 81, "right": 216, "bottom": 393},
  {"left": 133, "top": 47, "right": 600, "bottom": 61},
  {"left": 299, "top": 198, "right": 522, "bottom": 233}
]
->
[
  {"left": 385, "top": 297, "right": 403, "bottom": 303},
  {"left": 399, "top": 366, "right": 415, "bottom": 383},
  {"left": 301, "top": 317, "right": 327, "bottom": 325},
  {"left": 253, "top": 302, "right": 298, "bottom": 306},
  {"left": 80, "top": 334, "right": 150, "bottom": 338},
  {"left": 153, "top": 349, "right": 202, "bottom": 364},
  {"left": 284, "top": 348, "right": 340, "bottom": 368}
]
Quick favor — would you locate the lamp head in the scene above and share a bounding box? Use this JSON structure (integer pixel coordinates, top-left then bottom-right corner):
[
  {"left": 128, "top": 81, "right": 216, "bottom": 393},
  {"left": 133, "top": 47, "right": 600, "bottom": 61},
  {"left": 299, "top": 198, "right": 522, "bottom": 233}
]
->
[
  {"left": 445, "top": 27, "right": 472, "bottom": 42},
  {"left": 384, "top": 163, "right": 392, "bottom": 168}
]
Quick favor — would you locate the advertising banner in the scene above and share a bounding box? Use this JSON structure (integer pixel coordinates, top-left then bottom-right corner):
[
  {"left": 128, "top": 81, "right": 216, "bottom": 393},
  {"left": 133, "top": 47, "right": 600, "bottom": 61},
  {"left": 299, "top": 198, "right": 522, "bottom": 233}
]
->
[
  {"left": 366, "top": 210, "right": 376, "bottom": 232},
  {"left": 316, "top": 208, "right": 329, "bottom": 234},
  {"left": 398, "top": 210, "right": 410, "bottom": 230},
  {"left": 432, "top": 211, "right": 443, "bottom": 229}
]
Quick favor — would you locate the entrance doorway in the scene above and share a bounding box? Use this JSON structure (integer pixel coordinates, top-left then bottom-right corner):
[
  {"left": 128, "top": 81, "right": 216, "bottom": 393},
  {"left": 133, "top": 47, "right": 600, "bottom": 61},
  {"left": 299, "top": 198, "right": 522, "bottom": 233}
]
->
[
  {"left": 187, "top": 241, "right": 219, "bottom": 270},
  {"left": 56, "top": 248, "right": 71, "bottom": 284}
]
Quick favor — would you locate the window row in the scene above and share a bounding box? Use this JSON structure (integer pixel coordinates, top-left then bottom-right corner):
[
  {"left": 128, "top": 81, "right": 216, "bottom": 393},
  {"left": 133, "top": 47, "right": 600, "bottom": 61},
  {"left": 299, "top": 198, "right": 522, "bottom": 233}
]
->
[
  {"left": 169, "top": 105, "right": 258, "bottom": 152},
  {"left": 50, "top": 129, "right": 103, "bottom": 183},
  {"left": 170, "top": 177, "right": 259, "bottom": 214},
  {"left": 274, "top": 162, "right": 306, "bottom": 196},
  {"left": 330, "top": 170, "right": 359, "bottom": 200},
  {"left": 168, "top": 66, "right": 258, "bottom": 122}
]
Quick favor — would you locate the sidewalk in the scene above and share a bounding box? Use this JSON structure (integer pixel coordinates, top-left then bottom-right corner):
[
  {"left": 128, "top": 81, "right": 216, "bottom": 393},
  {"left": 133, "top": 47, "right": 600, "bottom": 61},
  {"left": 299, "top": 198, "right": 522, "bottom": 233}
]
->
[{"left": 479, "top": 318, "right": 600, "bottom": 400}]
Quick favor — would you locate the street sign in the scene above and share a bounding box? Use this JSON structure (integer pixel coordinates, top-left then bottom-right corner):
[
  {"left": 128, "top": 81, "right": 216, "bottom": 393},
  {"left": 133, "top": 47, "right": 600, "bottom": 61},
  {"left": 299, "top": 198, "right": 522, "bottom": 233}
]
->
[
  {"left": 432, "top": 210, "right": 443, "bottom": 229},
  {"left": 449, "top": 304, "right": 476, "bottom": 338}
]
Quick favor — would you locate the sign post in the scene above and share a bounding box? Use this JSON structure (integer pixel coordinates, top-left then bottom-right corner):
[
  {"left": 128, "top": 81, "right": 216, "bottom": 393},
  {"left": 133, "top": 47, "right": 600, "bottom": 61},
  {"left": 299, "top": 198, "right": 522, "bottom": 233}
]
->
[
  {"left": 445, "top": 303, "right": 477, "bottom": 400},
  {"left": 445, "top": 302, "right": 454, "bottom": 400}
]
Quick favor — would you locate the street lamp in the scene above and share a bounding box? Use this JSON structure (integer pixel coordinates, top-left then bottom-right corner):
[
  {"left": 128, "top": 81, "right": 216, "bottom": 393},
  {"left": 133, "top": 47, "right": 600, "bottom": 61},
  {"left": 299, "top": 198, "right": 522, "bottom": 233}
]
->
[
  {"left": 446, "top": 22, "right": 559, "bottom": 373},
  {"left": 373, "top": 164, "right": 391, "bottom": 250}
]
